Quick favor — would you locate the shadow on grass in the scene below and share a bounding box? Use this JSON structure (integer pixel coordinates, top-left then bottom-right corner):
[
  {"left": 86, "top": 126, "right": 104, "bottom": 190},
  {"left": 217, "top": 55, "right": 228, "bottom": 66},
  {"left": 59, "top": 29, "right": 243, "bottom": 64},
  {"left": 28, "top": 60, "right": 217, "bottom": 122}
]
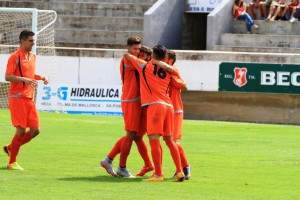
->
[
  {"left": 0, "top": 167, "right": 7, "bottom": 170},
  {"left": 57, "top": 175, "right": 144, "bottom": 183}
]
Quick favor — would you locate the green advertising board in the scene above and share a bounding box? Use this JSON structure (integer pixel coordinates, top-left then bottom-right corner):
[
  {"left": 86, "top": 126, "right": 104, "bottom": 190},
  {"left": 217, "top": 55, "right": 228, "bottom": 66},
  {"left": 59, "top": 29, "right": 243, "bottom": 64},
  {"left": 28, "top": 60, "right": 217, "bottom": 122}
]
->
[{"left": 219, "top": 62, "right": 300, "bottom": 94}]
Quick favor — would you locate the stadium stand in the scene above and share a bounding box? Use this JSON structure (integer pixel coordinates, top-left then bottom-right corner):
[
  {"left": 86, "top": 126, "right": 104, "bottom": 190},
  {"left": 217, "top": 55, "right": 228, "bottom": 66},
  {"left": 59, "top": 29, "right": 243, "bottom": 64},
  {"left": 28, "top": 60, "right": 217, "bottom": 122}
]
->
[
  {"left": 213, "top": 18, "right": 300, "bottom": 53},
  {"left": 212, "top": 0, "right": 300, "bottom": 53},
  {"left": 0, "top": 0, "right": 157, "bottom": 49}
]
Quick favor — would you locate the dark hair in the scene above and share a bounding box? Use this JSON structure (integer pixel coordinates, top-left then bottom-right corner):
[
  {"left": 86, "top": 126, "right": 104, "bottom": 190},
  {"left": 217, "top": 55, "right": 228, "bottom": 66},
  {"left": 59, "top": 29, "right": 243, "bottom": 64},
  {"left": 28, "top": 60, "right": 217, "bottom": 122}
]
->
[
  {"left": 152, "top": 45, "right": 167, "bottom": 60},
  {"left": 140, "top": 45, "right": 152, "bottom": 56},
  {"left": 127, "top": 36, "right": 142, "bottom": 46},
  {"left": 19, "top": 30, "right": 35, "bottom": 41},
  {"left": 235, "top": 0, "right": 243, "bottom": 6},
  {"left": 167, "top": 50, "right": 176, "bottom": 65}
]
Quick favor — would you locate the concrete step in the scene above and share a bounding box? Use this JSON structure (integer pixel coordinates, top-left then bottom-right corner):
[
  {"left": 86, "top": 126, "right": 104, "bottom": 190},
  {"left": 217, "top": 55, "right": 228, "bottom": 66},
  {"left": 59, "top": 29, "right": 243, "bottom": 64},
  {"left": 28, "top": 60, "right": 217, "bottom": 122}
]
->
[
  {"left": 220, "top": 33, "right": 300, "bottom": 48},
  {"left": 234, "top": 20, "right": 300, "bottom": 35},
  {"left": 49, "top": 0, "right": 157, "bottom": 3},
  {"left": 0, "top": 1, "right": 152, "bottom": 17},
  {"left": 2, "top": 0, "right": 157, "bottom": 3},
  {"left": 56, "top": 15, "right": 143, "bottom": 31},
  {"left": 213, "top": 45, "right": 300, "bottom": 53},
  {"left": 55, "top": 42, "right": 127, "bottom": 49},
  {"left": 55, "top": 29, "right": 142, "bottom": 46},
  {"left": 0, "top": 0, "right": 156, "bottom": 48}
]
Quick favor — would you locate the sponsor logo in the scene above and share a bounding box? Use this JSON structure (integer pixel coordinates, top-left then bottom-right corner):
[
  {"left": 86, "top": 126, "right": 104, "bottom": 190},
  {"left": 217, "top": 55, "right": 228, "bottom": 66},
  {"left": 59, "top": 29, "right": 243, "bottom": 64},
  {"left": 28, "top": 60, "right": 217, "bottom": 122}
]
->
[
  {"left": 58, "top": 87, "right": 68, "bottom": 100},
  {"left": 70, "top": 88, "right": 119, "bottom": 98},
  {"left": 186, "top": 0, "right": 222, "bottom": 12},
  {"left": 261, "top": 71, "right": 300, "bottom": 86},
  {"left": 233, "top": 67, "right": 247, "bottom": 87},
  {"left": 219, "top": 62, "right": 300, "bottom": 94},
  {"left": 41, "top": 86, "right": 119, "bottom": 101}
]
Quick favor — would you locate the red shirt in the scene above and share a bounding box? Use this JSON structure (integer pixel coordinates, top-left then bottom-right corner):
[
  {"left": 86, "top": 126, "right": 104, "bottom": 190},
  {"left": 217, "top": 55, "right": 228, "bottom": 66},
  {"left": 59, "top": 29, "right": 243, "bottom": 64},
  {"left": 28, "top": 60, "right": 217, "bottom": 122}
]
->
[
  {"left": 6, "top": 48, "right": 36, "bottom": 98},
  {"left": 234, "top": 4, "right": 245, "bottom": 20}
]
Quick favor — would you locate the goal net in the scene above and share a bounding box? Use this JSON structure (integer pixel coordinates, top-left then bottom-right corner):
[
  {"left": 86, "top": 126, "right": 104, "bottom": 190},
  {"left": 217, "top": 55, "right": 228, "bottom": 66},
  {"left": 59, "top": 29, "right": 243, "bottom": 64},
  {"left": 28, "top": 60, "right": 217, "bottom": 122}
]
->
[{"left": 0, "top": 8, "right": 57, "bottom": 109}]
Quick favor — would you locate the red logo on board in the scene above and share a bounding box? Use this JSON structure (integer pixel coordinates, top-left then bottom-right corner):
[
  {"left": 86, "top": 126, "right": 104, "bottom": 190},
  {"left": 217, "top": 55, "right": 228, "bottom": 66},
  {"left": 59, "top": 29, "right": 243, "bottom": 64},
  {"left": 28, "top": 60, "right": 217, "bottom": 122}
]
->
[{"left": 233, "top": 67, "right": 247, "bottom": 87}]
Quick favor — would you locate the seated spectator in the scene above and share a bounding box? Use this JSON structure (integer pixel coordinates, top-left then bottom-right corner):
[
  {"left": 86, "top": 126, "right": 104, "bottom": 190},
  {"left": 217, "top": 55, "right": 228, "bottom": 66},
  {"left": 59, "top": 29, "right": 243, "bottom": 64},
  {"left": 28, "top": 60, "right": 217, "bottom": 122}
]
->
[
  {"left": 289, "top": 3, "right": 300, "bottom": 21},
  {"left": 265, "top": 0, "right": 274, "bottom": 13},
  {"left": 279, "top": 0, "right": 299, "bottom": 20},
  {"left": 265, "top": 0, "right": 286, "bottom": 21},
  {"left": 233, "top": 0, "right": 259, "bottom": 33},
  {"left": 249, "top": 0, "right": 267, "bottom": 19}
]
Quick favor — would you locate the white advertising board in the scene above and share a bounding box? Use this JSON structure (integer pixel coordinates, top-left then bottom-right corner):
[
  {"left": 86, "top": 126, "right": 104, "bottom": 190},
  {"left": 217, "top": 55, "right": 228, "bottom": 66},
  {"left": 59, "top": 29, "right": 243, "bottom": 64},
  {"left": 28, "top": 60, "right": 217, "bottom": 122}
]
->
[
  {"left": 186, "top": 0, "right": 223, "bottom": 13},
  {"left": 36, "top": 84, "right": 122, "bottom": 116}
]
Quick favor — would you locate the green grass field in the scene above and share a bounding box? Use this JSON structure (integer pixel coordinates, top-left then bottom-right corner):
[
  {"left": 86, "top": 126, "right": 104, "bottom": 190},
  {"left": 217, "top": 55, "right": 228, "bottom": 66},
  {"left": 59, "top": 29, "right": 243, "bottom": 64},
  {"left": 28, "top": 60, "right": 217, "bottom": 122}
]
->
[{"left": 0, "top": 109, "right": 300, "bottom": 199}]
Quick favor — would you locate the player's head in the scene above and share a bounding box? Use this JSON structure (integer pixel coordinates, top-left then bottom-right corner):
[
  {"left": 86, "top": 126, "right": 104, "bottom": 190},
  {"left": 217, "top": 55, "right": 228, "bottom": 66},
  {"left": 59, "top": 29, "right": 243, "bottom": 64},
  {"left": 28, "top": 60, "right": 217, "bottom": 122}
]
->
[
  {"left": 127, "top": 36, "right": 142, "bottom": 57},
  {"left": 167, "top": 50, "right": 176, "bottom": 65},
  {"left": 152, "top": 45, "right": 167, "bottom": 61},
  {"left": 19, "top": 30, "right": 35, "bottom": 52},
  {"left": 139, "top": 45, "right": 152, "bottom": 61}
]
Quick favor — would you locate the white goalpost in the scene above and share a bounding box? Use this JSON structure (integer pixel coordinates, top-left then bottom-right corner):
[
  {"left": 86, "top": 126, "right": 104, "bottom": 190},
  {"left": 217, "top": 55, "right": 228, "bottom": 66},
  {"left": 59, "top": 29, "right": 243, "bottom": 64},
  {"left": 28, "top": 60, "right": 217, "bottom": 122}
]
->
[{"left": 0, "top": 8, "right": 57, "bottom": 109}]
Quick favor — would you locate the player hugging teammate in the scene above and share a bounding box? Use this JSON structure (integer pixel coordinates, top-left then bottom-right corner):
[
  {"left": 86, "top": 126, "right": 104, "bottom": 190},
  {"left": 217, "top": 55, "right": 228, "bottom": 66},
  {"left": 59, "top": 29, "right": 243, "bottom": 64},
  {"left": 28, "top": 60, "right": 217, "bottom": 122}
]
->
[{"left": 100, "top": 36, "right": 190, "bottom": 182}]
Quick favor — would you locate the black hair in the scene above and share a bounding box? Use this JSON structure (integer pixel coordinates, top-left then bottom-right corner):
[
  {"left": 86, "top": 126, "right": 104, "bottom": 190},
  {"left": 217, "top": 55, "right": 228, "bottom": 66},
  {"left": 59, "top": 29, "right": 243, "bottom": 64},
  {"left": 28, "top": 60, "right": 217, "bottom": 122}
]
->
[
  {"left": 152, "top": 45, "right": 167, "bottom": 60},
  {"left": 19, "top": 30, "right": 35, "bottom": 41}
]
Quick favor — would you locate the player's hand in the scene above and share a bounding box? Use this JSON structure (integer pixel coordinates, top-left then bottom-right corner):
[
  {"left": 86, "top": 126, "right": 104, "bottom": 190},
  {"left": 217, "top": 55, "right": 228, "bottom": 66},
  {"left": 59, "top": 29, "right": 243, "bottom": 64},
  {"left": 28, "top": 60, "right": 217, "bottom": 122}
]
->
[
  {"left": 23, "top": 78, "right": 38, "bottom": 87},
  {"left": 42, "top": 77, "right": 49, "bottom": 85},
  {"left": 124, "top": 52, "right": 133, "bottom": 59}
]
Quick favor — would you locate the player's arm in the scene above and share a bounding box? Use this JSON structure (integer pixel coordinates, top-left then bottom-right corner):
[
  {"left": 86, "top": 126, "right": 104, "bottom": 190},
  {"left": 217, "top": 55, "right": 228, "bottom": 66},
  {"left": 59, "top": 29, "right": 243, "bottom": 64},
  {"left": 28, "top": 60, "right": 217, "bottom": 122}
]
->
[
  {"left": 123, "top": 52, "right": 135, "bottom": 62},
  {"left": 172, "top": 76, "right": 187, "bottom": 91},
  {"left": 5, "top": 74, "right": 38, "bottom": 86},
  {"left": 151, "top": 59, "right": 177, "bottom": 74},
  {"left": 123, "top": 52, "right": 146, "bottom": 71},
  {"left": 34, "top": 74, "right": 49, "bottom": 85}
]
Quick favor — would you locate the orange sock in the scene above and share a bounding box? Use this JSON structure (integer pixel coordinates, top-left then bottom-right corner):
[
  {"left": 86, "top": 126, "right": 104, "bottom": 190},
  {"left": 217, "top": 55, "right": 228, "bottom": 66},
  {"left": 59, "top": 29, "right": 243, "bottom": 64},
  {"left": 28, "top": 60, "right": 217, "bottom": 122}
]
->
[
  {"left": 165, "top": 140, "right": 182, "bottom": 173},
  {"left": 160, "top": 142, "right": 163, "bottom": 163},
  {"left": 176, "top": 143, "right": 189, "bottom": 168},
  {"left": 8, "top": 131, "right": 32, "bottom": 151},
  {"left": 119, "top": 136, "right": 133, "bottom": 168},
  {"left": 149, "top": 139, "right": 162, "bottom": 176},
  {"left": 21, "top": 131, "right": 32, "bottom": 146},
  {"left": 9, "top": 134, "right": 22, "bottom": 164},
  {"left": 135, "top": 139, "right": 152, "bottom": 167},
  {"left": 107, "top": 136, "right": 125, "bottom": 160}
]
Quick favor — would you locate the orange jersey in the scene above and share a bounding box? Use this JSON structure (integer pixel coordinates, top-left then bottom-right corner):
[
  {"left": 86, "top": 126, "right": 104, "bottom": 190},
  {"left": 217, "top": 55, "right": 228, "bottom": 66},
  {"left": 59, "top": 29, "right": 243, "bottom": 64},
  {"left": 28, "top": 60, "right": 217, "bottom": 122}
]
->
[
  {"left": 127, "top": 56, "right": 173, "bottom": 107},
  {"left": 6, "top": 48, "right": 36, "bottom": 99},
  {"left": 120, "top": 57, "right": 140, "bottom": 102},
  {"left": 170, "top": 67, "right": 184, "bottom": 113}
]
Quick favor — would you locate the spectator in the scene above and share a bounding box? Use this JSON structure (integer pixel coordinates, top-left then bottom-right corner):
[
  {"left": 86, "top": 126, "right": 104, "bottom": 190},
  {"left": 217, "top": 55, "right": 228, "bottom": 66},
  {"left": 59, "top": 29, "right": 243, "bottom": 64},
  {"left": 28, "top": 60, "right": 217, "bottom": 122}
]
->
[
  {"left": 233, "top": 0, "right": 259, "bottom": 33},
  {"left": 249, "top": 0, "right": 267, "bottom": 19},
  {"left": 265, "top": 0, "right": 286, "bottom": 21},
  {"left": 279, "top": 0, "right": 299, "bottom": 20},
  {"left": 289, "top": 3, "right": 300, "bottom": 21}
]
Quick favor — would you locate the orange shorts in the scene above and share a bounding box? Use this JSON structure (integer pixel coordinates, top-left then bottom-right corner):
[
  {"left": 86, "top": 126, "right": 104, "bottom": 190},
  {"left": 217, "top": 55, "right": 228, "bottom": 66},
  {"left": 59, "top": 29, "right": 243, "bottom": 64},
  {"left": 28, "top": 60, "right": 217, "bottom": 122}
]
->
[
  {"left": 173, "top": 112, "right": 183, "bottom": 140},
  {"left": 9, "top": 97, "right": 39, "bottom": 128},
  {"left": 137, "top": 106, "right": 147, "bottom": 137},
  {"left": 121, "top": 101, "right": 141, "bottom": 132},
  {"left": 147, "top": 104, "right": 174, "bottom": 136}
]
